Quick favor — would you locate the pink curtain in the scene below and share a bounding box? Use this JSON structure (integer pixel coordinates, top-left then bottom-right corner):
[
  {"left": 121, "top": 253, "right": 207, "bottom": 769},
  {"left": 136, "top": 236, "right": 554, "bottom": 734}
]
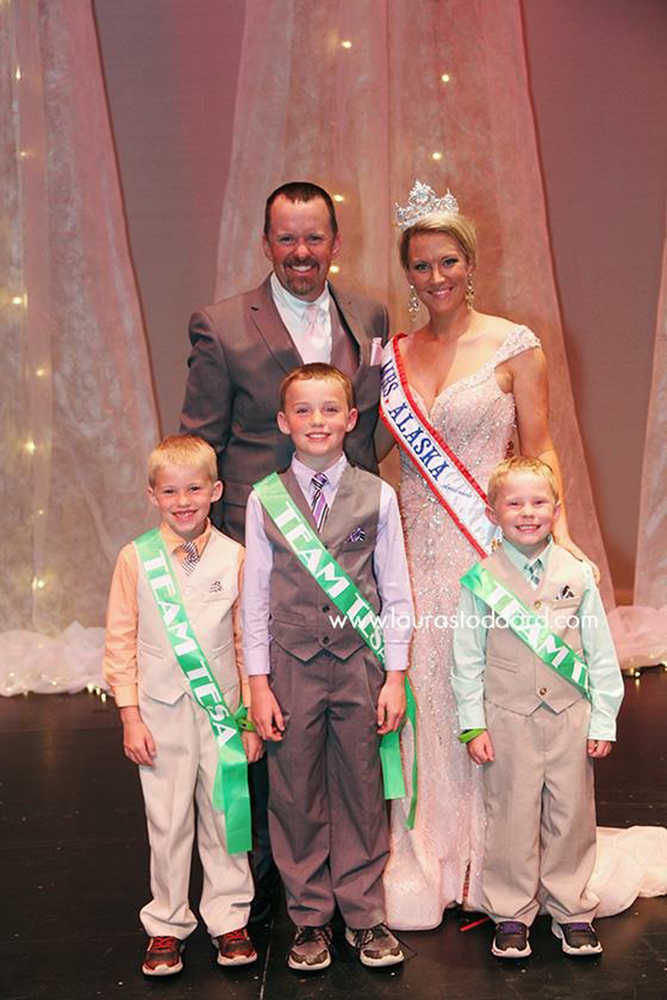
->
[
  {"left": 1, "top": 0, "right": 159, "bottom": 693},
  {"left": 608, "top": 223, "right": 667, "bottom": 671},
  {"left": 216, "top": 0, "right": 612, "bottom": 602}
]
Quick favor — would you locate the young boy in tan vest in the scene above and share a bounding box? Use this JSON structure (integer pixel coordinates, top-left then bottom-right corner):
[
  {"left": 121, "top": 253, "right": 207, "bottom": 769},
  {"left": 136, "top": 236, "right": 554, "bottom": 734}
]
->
[
  {"left": 104, "top": 435, "right": 263, "bottom": 977},
  {"left": 243, "top": 363, "right": 413, "bottom": 971},
  {"left": 452, "top": 456, "right": 624, "bottom": 959}
]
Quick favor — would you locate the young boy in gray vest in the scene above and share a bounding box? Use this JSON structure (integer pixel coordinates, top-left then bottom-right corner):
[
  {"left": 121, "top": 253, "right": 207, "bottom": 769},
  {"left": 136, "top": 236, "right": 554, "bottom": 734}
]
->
[
  {"left": 452, "top": 456, "right": 624, "bottom": 959},
  {"left": 242, "top": 363, "right": 413, "bottom": 971},
  {"left": 104, "top": 435, "right": 263, "bottom": 977}
]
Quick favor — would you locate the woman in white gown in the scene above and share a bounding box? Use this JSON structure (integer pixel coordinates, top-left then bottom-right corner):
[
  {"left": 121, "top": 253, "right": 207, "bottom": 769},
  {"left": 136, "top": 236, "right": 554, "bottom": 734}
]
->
[{"left": 380, "top": 185, "right": 666, "bottom": 930}]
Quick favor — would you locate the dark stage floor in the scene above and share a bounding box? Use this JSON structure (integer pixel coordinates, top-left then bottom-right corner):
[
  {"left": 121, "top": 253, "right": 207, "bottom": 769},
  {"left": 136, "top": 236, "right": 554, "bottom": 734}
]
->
[{"left": 1, "top": 670, "right": 666, "bottom": 1000}]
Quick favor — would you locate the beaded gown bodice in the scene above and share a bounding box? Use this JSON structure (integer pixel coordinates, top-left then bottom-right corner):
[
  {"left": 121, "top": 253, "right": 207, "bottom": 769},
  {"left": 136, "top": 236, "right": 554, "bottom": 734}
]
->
[{"left": 384, "top": 323, "right": 540, "bottom": 930}]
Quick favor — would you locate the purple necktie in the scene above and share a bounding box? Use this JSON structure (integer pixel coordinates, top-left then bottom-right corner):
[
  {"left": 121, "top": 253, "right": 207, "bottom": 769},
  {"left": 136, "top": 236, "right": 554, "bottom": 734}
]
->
[{"left": 310, "top": 472, "right": 329, "bottom": 531}]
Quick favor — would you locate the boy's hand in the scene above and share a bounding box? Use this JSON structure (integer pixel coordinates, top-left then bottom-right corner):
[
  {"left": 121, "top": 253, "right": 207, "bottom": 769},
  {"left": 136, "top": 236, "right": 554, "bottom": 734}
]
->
[
  {"left": 376, "top": 672, "right": 406, "bottom": 735},
  {"left": 242, "top": 729, "right": 265, "bottom": 763},
  {"left": 587, "top": 739, "right": 612, "bottom": 758},
  {"left": 120, "top": 707, "right": 156, "bottom": 767},
  {"left": 249, "top": 677, "right": 285, "bottom": 742},
  {"left": 467, "top": 730, "right": 495, "bottom": 765}
]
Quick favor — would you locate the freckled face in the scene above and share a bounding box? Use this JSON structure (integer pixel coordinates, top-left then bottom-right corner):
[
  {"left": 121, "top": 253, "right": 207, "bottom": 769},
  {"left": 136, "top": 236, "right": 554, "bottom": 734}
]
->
[
  {"left": 263, "top": 195, "right": 340, "bottom": 301},
  {"left": 277, "top": 377, "right": 357, "bottom": 470},
  {"left": 406, "top": 232, "right": 471, "bottom": 316}
]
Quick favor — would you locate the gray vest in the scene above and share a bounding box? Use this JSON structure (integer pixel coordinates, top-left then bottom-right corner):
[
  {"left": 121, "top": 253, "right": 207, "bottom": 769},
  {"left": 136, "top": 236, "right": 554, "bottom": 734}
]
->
[
  {"left": 263, "top": 464, "right": 381, "bottom": 662},
  {"left": 482, "top": 546, "right": 586, "bottom": 716}
]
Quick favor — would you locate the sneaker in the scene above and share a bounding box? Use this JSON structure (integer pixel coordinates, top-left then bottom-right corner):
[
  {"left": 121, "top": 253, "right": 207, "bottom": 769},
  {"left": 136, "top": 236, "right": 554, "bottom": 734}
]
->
[
  {"left": 491, "top": 921, "right": 531, "bottom": 958},
  {"left": 552, "top": 920, "right": 603, "bottom": 956},
  {"left": 345, "top": 923, "right": 404, "bottom": 967},
  {"left": 288, "top": 924, "right": 333, "bottom": 971},
  {"left": 141, "top": 936, "right": 184, "bottom": 976},
  {"left": 216, "top": 927, "right": 258, "bottom": 966}
]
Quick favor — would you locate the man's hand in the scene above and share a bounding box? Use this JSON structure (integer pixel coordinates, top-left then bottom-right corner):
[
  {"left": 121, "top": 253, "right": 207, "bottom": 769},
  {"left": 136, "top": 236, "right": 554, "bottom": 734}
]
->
[
  {"left": 249, "top": 676, "right": 285, "bottom": 742},
  {"left": 376, "top": 671, "right": 406, "bottom": 735},
  {"left": 587, "top": 739, "right": 613, "bottom": 758},
  {"left": 120, "top": 706, "right": 156, "bottom": 766},
  {"left": 467, "top": 730, "right": 495, "bottom": 765},
  {"left": 553, "top": 531, "right": 600, "bottom": 584}
]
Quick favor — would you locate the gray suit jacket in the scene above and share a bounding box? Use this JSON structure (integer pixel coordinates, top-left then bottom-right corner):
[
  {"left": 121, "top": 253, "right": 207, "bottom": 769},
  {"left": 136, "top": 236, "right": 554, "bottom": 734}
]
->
[{"left": 180, "top": 276, "right": 388, "bottom": 541}]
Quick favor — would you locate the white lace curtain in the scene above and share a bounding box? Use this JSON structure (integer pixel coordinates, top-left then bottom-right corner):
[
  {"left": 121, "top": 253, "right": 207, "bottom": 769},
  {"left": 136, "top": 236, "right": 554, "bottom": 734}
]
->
[
  {"left": 217, "top": 0, "right": 613, "bottom": 602},
  {"left": 1, "top": 0, "right": 158, "bottom": 693}
]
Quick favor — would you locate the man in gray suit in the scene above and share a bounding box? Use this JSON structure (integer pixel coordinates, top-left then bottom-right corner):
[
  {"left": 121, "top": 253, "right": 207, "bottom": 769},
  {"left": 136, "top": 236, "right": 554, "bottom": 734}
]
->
[
  {"left": 180, "top": 181, "right": 388, "bottom": 543},
  {"left": 180, "top": 180, "right": 389, "bottom": 920}
]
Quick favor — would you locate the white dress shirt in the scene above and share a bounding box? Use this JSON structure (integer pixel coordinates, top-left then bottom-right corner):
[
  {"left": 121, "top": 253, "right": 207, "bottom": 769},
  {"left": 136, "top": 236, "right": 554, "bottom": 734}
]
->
[
  {"left": 270, "top": 272, "right": 332, "bottom": 363},
  {"left": 242, "top": 453, "right": 414, "bottom": 675}
]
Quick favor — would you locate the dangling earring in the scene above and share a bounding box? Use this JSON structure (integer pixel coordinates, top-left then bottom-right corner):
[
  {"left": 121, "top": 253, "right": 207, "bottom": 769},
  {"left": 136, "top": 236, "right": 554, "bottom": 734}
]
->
[
  {"left": 465, "top": 272, "right": 475, "bottom": 309},
  {"left": 408, "top": 284, "right": 420, "bottom": 318}
]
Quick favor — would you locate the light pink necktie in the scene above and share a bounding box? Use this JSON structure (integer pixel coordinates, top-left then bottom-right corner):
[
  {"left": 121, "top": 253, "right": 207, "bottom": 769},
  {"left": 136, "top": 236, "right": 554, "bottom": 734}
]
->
[{"left": 304, "top": 303, "right": 330, "bottom": 362}]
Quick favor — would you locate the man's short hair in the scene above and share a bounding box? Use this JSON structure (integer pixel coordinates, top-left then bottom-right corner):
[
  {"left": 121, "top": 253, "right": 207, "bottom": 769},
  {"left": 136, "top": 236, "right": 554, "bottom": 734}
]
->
[
  {"left": 487, "top": 455, "right": 560, "bottom": 507},
  {"left": 279, "top": 363, "right": 355, "bottom": 411},
  {"left": 148, "top": 434, "right": 218, "bottom": 487},
  {"left": 264, "top": 182, "right": 338, "bottom": 238}
]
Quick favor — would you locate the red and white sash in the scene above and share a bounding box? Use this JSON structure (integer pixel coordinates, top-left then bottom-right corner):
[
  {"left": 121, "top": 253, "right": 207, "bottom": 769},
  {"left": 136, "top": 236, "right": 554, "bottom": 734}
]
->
[{"left": 379, "top": 335, "right": 498, "bottom": 557}]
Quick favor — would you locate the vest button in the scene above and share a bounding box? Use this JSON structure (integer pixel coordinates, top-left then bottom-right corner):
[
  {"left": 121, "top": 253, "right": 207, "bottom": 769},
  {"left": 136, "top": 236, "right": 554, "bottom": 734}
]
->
[
  {"left": 539, "top": 686, "right": 548, "bottom": 697},
  {"left": 534, "top": 599, "right": 543, "bottom": 610},
  {"left": 322, "top": 605, "right": 330, "bottom": 613},
  {"left": 322, "top": 636, "right": 330, "bottom": 645}
]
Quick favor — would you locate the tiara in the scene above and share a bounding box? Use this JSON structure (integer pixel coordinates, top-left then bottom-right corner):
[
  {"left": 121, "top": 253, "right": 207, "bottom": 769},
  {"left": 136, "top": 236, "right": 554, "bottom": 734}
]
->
[{"left": 394, "top": 180, "right": 459, "bottom": 230}]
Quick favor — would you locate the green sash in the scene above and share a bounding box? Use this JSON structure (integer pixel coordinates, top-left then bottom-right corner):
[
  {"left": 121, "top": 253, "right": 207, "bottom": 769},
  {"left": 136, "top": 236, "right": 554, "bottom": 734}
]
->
[
  {"left": 254, "top": 471, "right": 417, "bottom": 828},
  {"left": 460, "top": 562, "right": 590, "bottom": 700},
  {"left": 134, "top": 529, "right": 252, "bottom": 853}
]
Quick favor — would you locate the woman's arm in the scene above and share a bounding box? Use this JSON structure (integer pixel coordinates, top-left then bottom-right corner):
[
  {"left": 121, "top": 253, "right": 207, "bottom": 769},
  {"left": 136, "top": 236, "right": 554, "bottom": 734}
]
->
[{"left": 510, "top": 347, "right": 598, "bottom": 574}]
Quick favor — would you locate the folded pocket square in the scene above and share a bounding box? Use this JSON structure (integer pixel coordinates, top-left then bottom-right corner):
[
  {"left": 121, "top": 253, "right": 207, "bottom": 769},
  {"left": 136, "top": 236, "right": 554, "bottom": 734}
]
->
[
  {"left": 556, "top": 585, "right": 575, "bottom": 600},
  {"left": 346, "top": 527, "right": 366, "bottom": 543},
  {"left": 209, "top": 580, "right": 223, "bottom": 593}
]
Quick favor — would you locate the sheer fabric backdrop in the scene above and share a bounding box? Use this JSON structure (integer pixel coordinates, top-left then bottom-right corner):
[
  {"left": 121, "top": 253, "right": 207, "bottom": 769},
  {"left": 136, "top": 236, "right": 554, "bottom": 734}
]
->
[
  {"left": 608, "top": 226, "right": 667, "bottom": 672},
  {"left": 1, "top": 0, "right": 158, "bottom": 693},
  {"left": 216, "top": 0, "right": 613, "bottom": 603}
]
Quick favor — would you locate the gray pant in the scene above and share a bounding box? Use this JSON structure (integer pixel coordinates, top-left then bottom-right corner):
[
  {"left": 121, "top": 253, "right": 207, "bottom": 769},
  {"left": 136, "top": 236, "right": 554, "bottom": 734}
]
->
[{"left": 267, "top": 644, "right": 389, "bottom": 929}]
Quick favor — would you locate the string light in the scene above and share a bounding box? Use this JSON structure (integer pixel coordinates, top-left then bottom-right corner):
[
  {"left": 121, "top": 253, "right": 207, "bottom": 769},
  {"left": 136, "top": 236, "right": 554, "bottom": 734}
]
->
[
  {"left": 333, "top": 194, "right": 345, "bottom": 203},
  {"left": 19, "top": 150, "right": 28, "bottom": 159},
  {"left": 432, "top": 151, "right": 443, "bottom": 161},
  {"left": 25, "top": 439, "right": 36, "bottom": 454},
  {"left": 340, "top": 40, "right": 352, "bottom": 49},
  {"left": 32, "top": 577, "right": 46, "bottom": 591},
  {"left": 15, "top": 67, "right": 22, "bottom": 81},
  {"left": 330, "top": 265, "right": 340, "bottom": 274},
  {"left": 440, "top": 73, "right": 451, "bottom": 83},
  {"left": 35, "top": 367, "right": 46, "bottom": 377},
  {"left": 12, "top": 294, "right": 26, "bottom": 306}
]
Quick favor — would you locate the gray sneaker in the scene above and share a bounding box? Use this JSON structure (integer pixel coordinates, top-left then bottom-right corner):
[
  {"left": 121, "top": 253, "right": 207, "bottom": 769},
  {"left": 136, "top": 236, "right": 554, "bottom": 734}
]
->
[
  {"left": 288, "top": 924, "right": 333, "bottom": 971},
  {"left": 345, "top": 923, "right": 404, "bottom": 967}
]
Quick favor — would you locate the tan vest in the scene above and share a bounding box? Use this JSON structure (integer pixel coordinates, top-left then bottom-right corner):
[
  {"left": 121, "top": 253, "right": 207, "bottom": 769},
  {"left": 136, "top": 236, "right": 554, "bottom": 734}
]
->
[
  {"left": 263, "top": 464, "right": 381, "bottom": 662},
  {"left": 136, "top": 527, "right": 241, "bottom": 706},
  {"left": 482, "top": 546, "right": 586, "bottom": 716}
]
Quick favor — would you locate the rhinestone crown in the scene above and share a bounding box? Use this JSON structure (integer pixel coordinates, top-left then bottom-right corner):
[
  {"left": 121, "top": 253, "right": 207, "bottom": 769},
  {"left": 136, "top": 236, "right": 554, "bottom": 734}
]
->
[{"left": 394, "top": 180, "right": 459, "bottom": 230}]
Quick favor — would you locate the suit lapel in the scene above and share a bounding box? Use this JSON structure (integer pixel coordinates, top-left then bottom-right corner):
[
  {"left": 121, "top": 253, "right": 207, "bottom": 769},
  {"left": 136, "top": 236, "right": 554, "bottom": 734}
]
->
[
  {"left": 248, "top": 276, "right": 303, "bottom": 374},
  {"left": 329, "top": 283, "right": 369, "bottom": 370}
]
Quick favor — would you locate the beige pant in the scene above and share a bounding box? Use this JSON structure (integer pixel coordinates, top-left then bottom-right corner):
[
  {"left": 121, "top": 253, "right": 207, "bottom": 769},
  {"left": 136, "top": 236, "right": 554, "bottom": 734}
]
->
[
  {"left": 481, "top": 698, "right": 599, "bottom": 926},
  {"left": 138, "top": 690, "right": 253, "bottom": 939}
]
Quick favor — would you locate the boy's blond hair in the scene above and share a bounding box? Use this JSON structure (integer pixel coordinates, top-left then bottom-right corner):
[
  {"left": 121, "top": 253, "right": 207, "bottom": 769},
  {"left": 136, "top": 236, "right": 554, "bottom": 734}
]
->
[
  {"left": 279, "top": 363, "right": 355, "bottom": 411},
  {"left": 487, "top": 456, "right": 559, "bottom": 507},
  {"left": 148, "top": 434, "right": 218, "bottom": 487}
]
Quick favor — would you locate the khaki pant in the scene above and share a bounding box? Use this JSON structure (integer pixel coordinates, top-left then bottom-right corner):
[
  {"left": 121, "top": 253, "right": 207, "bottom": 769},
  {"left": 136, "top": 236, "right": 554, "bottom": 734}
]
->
[
  {"left": 138, "top": 690, "right": 253, "bottom": 939},
  {"left": 481, "top": 698, "right": 599, "bottom": 925}
]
